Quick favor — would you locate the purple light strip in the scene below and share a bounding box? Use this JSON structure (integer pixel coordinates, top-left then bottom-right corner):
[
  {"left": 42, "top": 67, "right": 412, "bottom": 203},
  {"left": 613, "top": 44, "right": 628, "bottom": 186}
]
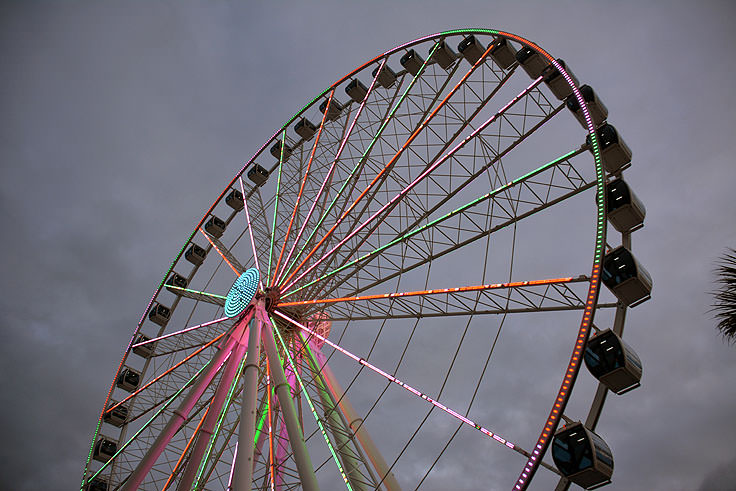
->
[
  {"left": 239, "top": 176, "right": 264, "bottom": 290},
  {"left": 131, "top": 316, "right": 230, "bottom": 348},
  {"left": 282, "top": 76, "right": 544, "bottom": 293},
  {"left": 274, "top": 310, "right": 519, "bottom": 452},
  {"left": 274, "top": 58, "right": 388, "bottom": 287}
]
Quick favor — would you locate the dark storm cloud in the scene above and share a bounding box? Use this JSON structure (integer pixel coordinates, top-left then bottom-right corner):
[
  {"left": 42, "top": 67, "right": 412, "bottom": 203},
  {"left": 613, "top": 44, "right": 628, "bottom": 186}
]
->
[{"left": 2, "top": 1, "right": 735, "bottom": 490}]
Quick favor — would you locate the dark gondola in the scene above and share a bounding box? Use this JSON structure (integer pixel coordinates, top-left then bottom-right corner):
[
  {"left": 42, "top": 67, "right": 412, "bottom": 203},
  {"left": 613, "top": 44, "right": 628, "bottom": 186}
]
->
[
  {"left": 515, "top": 45, "right": 547, "bottom": 79},
  {"left": 116, "top": 367, "right": 141, "bottom": 393},
  {"left": 601, "top": 246, "right": 652, "bottom": 306},
  {"left": 204, "top": 215, "right": 226, "bottom": 238},
  {"left": 185, "top": 243, "right": 207, "bottom": 266},
  {"left": 552, "top": 421, "right": 614, "bottom": 489},
  {"left": 132, "top": 333, "right": 155, "bottom": 359},
  {"left": 566, "top": 84, "right": 608, "bottom": 129},
  {"left": 372, "top": 63, "right": 397, "bottom": 89},
  {"left": 430, "top": 40, "right": 457, "bottom": 70},
  {"left": 295, "top": 117, "right": 318, "bottom": 140},
  {"left": 319, "top": 98, "right": 344, "bottom": 122},
  {"left": 87, "top": 478, "right": 108, "bottom": 491},
  {"left": 165, "top": 272, "right": 188, "bottom": 293},
  {"left": 586, "top": 124, "right": 632, "bottom": 174},
  {"left": 607, "top": 178, "right": 646, "bottom": 233},
  {"left": 148, "top": 302, "right": 171, "bottom": 327},
  {"left": 457, "top": 35, "right": 485, "bottom": 65},
  {"left": 225, "top": 188, "right": 244, "bottom": 211},
  {"left": 585, "top": 328, "right": 642, "bottom": 394},
  {"left": 400, "top": 49, "right": 425, "bottom": 76},
  {"left": 345, "top": 78, "right": 369, "bottom": 103},
  {"left": 542, "top": 59, "right": 579, "bottom": 100},
  {"left": 270, "top": 139, "right": 293, "bottom": 161},
  {"left": 247, "top": 163, "right": 270, "bottom": 187},
  {"left": 489, "top": 37, "right": 516, "bottom": 69},
  {"left": 103, "top": 401, "right": 130, "bottom": 427},
  {"left": 93, "top": 437, "right": 118, "bottom": 463}
]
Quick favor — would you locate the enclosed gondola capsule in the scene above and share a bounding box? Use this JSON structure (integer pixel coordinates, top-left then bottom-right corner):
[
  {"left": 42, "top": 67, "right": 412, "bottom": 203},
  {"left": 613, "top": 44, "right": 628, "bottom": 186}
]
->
[
  {"left": 400, "top": 49, "right": 425, "bottom": 76},
  {"left": 515, "top": 45, "right": 547, "bottom": 79},
  {"left": 93, "top": 436, "right": 118, "bottom": 463},
  {"left": 585, "top": 328, "right": 642, "bottom": 394},
  {"left": 294, "top": 117, "right": 317, "bottom": 140},
  {"left": 185, "top": 243, "right": 207, "bottom": 266},
  {"left": 204, "top": 215, "right": 226, "bottom": 238},
  {"left": 247, "top": 163, "right": 269, "bottom": 187},
  {"left": 586, "top": 124, "right": 632, "bottom": 174},
  {"left": 430, "top": 40, "right": 457, "bottom": 69},
  {"left": 87, "top": 478, "right": 108, "bottom": 491},
  {"left": 602, "top": 246, "right": 652, "bottom": 307},
  {"left": 319, "top": 97, "right": 344, "bottom": 122},
  {"left": 270, "top": 140, "right": 292, "bottom": 161},
  {"left": 552, "top": 422, "right": 613, "bottom": 489},
  {"left": 566, "top": 84, "right": 608, "bottom": 129},
  {"left": 225, "top": 189, "right": 244, "bottom": 211},
  {"left": 372, "top": 63, "right": 397, "bottom": 89},
  {"left": 457, "top": 35, "right": 485, "bottom": 65},
  {"left": 165, "top": 272, "right": 188, "bottom": 293},
  {"left": 607, "top": 178, "right": 646, "bottom": 233},
  {"left": 132, "top": 333, "right": 155, "bottom": 358},
  {"left": 116, "top": 367, "right": 141, "bottom": 393},
  {"left": 345, "top": 78, "right": 369, "bottom": 103},
  {"left": 489, "top": 38, "right": 516, "bottom": 69},
  {"left": 103, "top": 401, "right": 130, "bottom": 427},
  {"left": 542, "top": 59, "right": 579, "bottom": 100},
  {"left": 148, "top": 303, "right": 171, "bottom": 327}
]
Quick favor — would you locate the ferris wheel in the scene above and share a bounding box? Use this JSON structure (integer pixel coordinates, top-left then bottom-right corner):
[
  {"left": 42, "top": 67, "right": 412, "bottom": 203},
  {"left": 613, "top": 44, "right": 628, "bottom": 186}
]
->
[{"left": 81, "top": 28, "right": 652, "bottom": 491}]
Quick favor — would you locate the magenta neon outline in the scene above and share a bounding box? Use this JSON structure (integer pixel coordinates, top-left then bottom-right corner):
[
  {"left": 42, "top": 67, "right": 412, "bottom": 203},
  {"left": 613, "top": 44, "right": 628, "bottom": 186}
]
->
[
  {"left": 275, "top": 309, "right": 519, "bottom": 452},
  {"left": 282, "top": 75, "right": 544, "bottom": 294},
  {"left": 239, "top": 176, "right": 264, "bottom": 290},
  {"left": 131, "top": 316, "right": 230, "bottom": 348}
]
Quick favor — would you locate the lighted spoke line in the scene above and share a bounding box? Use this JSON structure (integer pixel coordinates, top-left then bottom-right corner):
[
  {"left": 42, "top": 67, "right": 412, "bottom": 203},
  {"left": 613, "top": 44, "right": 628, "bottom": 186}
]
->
[
  {"left": 298, "top": 45, "right": 500, "bottom": 299},
  {"left": 269, "top": 313, "right": 354, "bottom": 491},
  {"left": 87, "top": 356, "right": 223, "bottom": 484},
  {"left": 284, "top": 147, "right": 578, "bottom": 299},
  {"left": 267, "top": 361, "right": 275, "bottom": 491},
  {"left": 267, "top": 129, "right": 287, "bottom": 286},
  {"left": 282, "top": 75, "right": 545, "bottom": 294},
  {"left": 162, "top": 406, "right": 210, "bottom": 490},
  {"left": 274, "top": 58, "right": 388, "bottom": 287},
  {"left": 164, "top": 285, "right": 227, "bottom": 305},
  {"left": 193, "top": 350, "right": 250, "bottom": 489},
  {"left": 279, "top": 277, "right": 579, "bottom": 309},
  {"left": 106, "top": 332, "right": 227, "bottom": 416},
  {"left": 273, "top": 311, "right": 537, "bottom": 464},
  {"left": 239, "top": 176, "right": 264, "bottom": 290},
  {"left": 280, "top": 41, "right": 442, "bottom": 289},
  {"left": 131, "top": 317, "right": 229, "bottom": 348},
  {"left": 199, "top": 228, "right": 241, "bottom": 276},
  {"left": 273, "top": 89, "right": 336, "bottom": 284}
]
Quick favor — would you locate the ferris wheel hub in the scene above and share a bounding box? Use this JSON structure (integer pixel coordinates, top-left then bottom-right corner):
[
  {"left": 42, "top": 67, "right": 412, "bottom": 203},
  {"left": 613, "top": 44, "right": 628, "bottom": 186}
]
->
[{"left": 224, "top": 268, "right": 260, "bottom": 318}]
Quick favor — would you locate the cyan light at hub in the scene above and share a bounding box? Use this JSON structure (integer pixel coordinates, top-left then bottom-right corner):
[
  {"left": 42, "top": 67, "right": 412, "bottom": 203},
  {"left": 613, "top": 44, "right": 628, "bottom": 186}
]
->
[{"left": 225, "top": 268, "right": 260, "bottom": 318}]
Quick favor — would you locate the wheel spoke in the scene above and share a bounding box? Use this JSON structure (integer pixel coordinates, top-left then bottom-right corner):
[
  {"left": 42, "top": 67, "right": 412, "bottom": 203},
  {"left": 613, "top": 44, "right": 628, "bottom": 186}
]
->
[
  {"left": 164, "top": 285, "right": 227, "bottom": 306},
  {"left": 267, "top": 129, "right": 287, "bottom": 285},
  {"left": 131, "top": 317, "right": 229, "bottom": 349},
  {"left": 199, "top": 228, "right": 242, "bottom": 276},
  {"left": 239, "top": 176, "right": 264, "bottom": 290}
]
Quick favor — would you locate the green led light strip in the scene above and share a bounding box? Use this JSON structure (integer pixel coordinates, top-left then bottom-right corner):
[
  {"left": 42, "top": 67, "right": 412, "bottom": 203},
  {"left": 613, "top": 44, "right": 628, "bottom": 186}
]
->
[
  {"left": 284, "top": 147, "right": 582, "bottom": 298},
  {"left": 267, "top": 129, "right": 287, "bottom": 286},
  {"left": 278, "top": 41, "right": 442, "bottom": 286},
  {"left": 270, "top": 316, "right": 353, "bottom": 491}
]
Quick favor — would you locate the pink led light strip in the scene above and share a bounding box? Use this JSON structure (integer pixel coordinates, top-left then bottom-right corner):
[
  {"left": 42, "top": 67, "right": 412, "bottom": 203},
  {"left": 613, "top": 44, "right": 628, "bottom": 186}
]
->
[
  {"left": 282, "top": 75, "right": 544, "bottom": 294},
  {"left": 274, "top": 310, "right": 520, "bottom": 454},
  {"left": 239, "top": 176, "right": 263, "bottom": 290},
  {"left": 131, "top": 316, "right": 230, "bottom": 348}
]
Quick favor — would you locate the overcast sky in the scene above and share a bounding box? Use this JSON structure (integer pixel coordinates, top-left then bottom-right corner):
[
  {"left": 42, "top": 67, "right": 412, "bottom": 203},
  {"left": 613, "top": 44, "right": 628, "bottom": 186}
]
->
[{"left": 2, "top": 2, "right": 736, "bottom": 490}]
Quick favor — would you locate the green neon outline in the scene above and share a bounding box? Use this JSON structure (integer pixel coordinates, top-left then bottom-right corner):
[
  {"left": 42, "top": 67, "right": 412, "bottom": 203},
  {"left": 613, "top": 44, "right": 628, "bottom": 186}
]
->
[
  {"left": 85, "top": 359, "right": 214, "bottom": 485},
  {"left": 283, "top": 148, "right": 582, "bottom": 299},
  {"left": 268, "top": 129, "right": 287, "bottom": 286},
  {"left": 270, "top": 316, "right": 353, "bottom": 490},
  {"left": 278, "top": 41, "right": 442, "bottom": 286},
  {"left": 167, "top": 285, "right": 227, "bottom": 300}
]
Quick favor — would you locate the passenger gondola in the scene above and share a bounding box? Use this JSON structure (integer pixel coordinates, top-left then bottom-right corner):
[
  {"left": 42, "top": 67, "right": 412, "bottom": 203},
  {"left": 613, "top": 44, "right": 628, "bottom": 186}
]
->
[
  {"left": 103, "top": 401, "right": 130, "bottom": 427},
  {"left": 457, "top": 35, "right": 485, "bottom": 65},
  {"left": 294, "top": 117, "right": 318, "bottom": 140},
  {"left": 586, "top": 124, "right": 632, "bottom": 173},
  {"left": 489, "top": 37, "right": 516, "bottom": 69},
  {"left": 185, "top": 243, "right": 207, "bottom": 266},
  {"left": 552, "top": 421, "right": 614, "bottom": 489},
  {"left": 165, "top": 272, "right": 187, "bottom": 293},
  {"left": 566, "top": 84, "right": 608, "bottom": 129},
  {"left": 148, "top": 303, "right": 171, "bottom": 327},
  {"left": 132, "top": 333, "right": 155, "bottom": 359},
  {"left": 87, "top": 478, "right": 108, "bottom": 491},
  {"left": 607, "top": 178, "right": 646, "bottom": 233},
  {"left": 247, "top": 163, "right": 269, "bottom": 187},
  {"left": 270, "top": 139, "right": 292, "bottom": 161},
  {"left": 204, "top": 215, "right": 226, "bottom": 238},
  {"left": 319, "top": 98, "right": 344, "bottom": 122},
  {"left": 430, "top": 40, "right": 457, "bottom": 70},
  {"left": 515, "top": 45, "right": 547, "bottom": 79},
  {"left": 225, "top": 188, "right": 244, "bottom": 211},
  {"left": 116, "top": 367, "right": 141, "bottom": 393},
  {"left": 400, "top": 49, "right": 425, "bottom": 76},
  {"left": 542, "top": 59, "right": 579, "bottom": 100},
  {"left": 585, "top": 329, "right": 642, "bottom": 394},
  {"left": 93, "top": 436, "right": 118, "bottom": 463},
  {"left": 601, "top": 246, "right": 652, "bottom": 306},
  {"left": 372, "top": 63, "right": 397, "bottom": 89},
  {"left": 345, "top": 78, "right": 369, "bottom": 103}
]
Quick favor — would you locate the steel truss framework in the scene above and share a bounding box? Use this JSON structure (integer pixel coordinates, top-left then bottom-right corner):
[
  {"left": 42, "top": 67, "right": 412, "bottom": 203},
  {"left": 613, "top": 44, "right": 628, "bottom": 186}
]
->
[{"left": 81, "top": 28, "right": 624, "bottom": 491}]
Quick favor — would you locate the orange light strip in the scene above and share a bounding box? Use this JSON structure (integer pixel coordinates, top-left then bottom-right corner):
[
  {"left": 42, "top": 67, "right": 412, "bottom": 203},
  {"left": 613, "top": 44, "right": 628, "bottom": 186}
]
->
[
  {"left": 277, "top": 276, "right": 579, "bottom": 307},
  {"left": 199, "top": 228, "right": 241, "bottom": 276},
  {"left": 161, "top": 406, "right": 210, "bottom": 491},
  {"left": 105, "top": 331, "right": 227, "bottom": 415},
  {"left": 281, "top": 41, "right": 491, "bottom": 290},
  {"left": 272, "top": 89, "right": 335, "bottom": 285}
]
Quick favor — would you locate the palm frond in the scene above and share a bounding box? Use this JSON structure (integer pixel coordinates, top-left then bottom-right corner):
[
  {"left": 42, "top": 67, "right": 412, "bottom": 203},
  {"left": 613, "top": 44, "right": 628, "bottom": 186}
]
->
[{"left": 713, "top": 248, "right": 736, "bottom": 343}]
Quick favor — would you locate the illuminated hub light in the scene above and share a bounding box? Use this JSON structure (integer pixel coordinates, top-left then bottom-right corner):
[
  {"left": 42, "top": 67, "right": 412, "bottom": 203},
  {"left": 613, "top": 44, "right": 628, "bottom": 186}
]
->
[{"left": 225, "top": 268, "right": 260, "bottom": 318}]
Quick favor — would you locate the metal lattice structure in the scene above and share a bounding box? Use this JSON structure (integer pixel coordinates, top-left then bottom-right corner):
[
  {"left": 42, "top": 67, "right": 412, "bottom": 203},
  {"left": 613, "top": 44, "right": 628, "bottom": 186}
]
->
[{"left": 81, "top": 28, "right": 647, "bottom": 491}]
